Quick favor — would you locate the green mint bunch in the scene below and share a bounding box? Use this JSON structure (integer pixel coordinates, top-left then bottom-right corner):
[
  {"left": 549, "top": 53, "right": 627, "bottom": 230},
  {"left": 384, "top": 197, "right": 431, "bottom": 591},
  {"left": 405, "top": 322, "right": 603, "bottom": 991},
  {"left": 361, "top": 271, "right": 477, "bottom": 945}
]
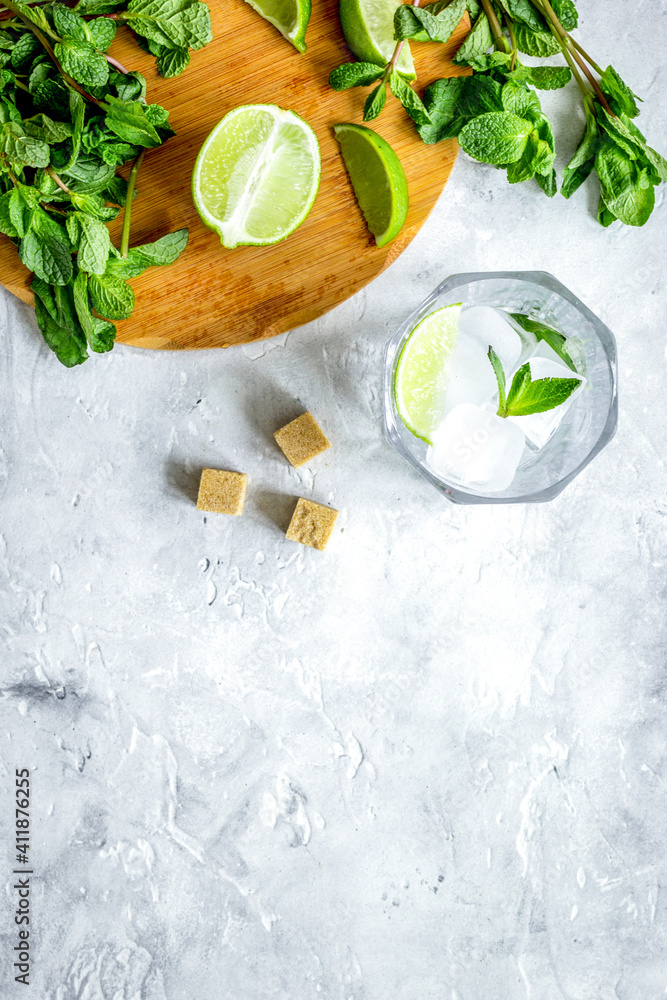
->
[
  {"left": 0, "top": 0, "right": 207, "bottom": 366},
  {"left": 329, "top": 0, "right": 666, "bottom": 227}
]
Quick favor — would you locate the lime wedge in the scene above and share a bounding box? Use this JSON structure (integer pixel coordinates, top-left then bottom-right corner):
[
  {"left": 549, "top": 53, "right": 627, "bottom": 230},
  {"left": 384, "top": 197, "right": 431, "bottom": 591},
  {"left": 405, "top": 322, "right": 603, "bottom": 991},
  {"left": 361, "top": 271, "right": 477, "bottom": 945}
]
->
[
  {"left": 192, "top": 104, "right": 320, "bottom": 249},
  {"left": 333, "top": 123, "right": 408, "bottom": 248},
  {"left": 243, "top": 0, "right": 311, "bottom": 52},
  {"left": 339, "top": 0, "right": 415, "bottom": 79},
  {"left": 393, "top": 304, "right": 462, "bottom": 444}
]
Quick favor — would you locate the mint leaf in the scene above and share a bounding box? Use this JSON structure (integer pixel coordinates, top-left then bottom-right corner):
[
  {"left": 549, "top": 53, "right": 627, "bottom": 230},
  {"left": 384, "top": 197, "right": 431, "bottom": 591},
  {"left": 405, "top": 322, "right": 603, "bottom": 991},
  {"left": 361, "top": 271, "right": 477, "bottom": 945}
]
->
[
  {"left": 102, "top": 95, "right": 162, "bottom": 147},
  {"left": 454, "top": 10, "right": 493, "bottom": 67},
  {"left": 329, "top": 62, "right": 385, "bottom": 91},
  {"left": 597, "top": 195, "right": 617, "bottom": 227},
  {"left": 89, "top": 17, "right": 117, "bottom": 50},
  {"left": 11, "top": 33, "right": 41, "bottom": 73},
  {"left": 487, "top": 346, "right": 507, "bottom": 413},
  {"left": 497, "top": 0, "right": 543, "bottom": 31},
  {"left": 561, "top": 105, "right": 599, "bottom": 198},
  {"left": 53, "top": 5, "right": 89, "bottom": 41},
  {"left": 501, "top": 81, "right": 541, "bottom": 121},
  {"left": 394, "top": 0, "right": 466, "bottom": 44},
  {"left": 74, "top": 0, "right": 126, "bottom": 12},
  {"left": 55, "top": 38, "right": 110, "bottom": 88},
  {"left": 24, "top": 113, "right": 73, "bottom": 144},
  {"left": 510, "top": 64, "right": 571, "bottom": 91},
  {"left": 509, "top": 314, "right": 576, "bottom": 370},
  {"left": 0, "top": 189, "right": 18, "bottom": 238},
  {"left": 363, "top": 82, "right": 386, "bottom": 122},
  {"left": 19, "top": 209, "right": 72, "bottom": 285},
  {"left": 108, "top": 228, "right": 188, "bottom": 277},
  {"left": 458, "top": 112, "right": 533, "bottom": 165},
  {"left": 0, "top": 121, "right": 50, "bottom": 167},
  {"left": 88, "top": 270, "right": 135, "bottom": 318},
  {"left": 535, "top": 168, "right": 557, "bottom": 196},
  {"left": 155, "top": 44, "right": 190, "bottom": 77},
  {"left": 67, "top": 211, "right": 112, "bottom": 274},
  {"left": 72, "top": 269, "right": 116, "bottom": 351},
  {"left": 124, "top": 0, "right": 212, "bottom": 51},
  {"left": 34, "top": 288, "right": 88, "bottom": 366},
  {"left": 550, "top": 0, "right": 577, "bottom": 31},
  {"left": 390, "top": 72, "right": 431, "bottom": 127},
  {"left": 61, "top": 154, "right": 116, "bottom": 194},
  {"left": 418, "top": 74, "right": 503, "bottom": 144},
  {"left": 514, "top": 24, "right": 560, "bottom": 58},
  {"left": 597, "top": 107, "right": 667, "bottom": 183},
  {"left": 418, "top": 77, "right": 464, "bottom": 143},
  {"left": 70, "top": 192, "right": 120, "bottom": 221},
  {"left": 595, "top": 138, "right": 655, "bottom": 227},
  {"left": 600, "top": 66, "right": 640, "bottom": 119},
  {"left": 502, "top": 362, "right": 581, "bottom": 416}
]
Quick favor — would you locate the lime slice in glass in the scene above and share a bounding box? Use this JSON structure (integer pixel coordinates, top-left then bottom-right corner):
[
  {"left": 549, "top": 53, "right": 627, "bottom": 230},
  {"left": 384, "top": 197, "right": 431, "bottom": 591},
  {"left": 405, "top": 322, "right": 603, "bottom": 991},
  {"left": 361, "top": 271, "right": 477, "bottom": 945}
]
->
[
  {"left": 339, "top": 0, "right": 415, "bottom": 79},
  {"left": 192, "top": 104, "right": 320, "bottom": 249},
  {"left": 393, "top": 304, "right": 462, "bottom": 444},
  {"left": 243, "top": 0, "right": 311, "bottom": 52},
  {"left": 333, "top": 122, "right": 408, "bottom": 248}
]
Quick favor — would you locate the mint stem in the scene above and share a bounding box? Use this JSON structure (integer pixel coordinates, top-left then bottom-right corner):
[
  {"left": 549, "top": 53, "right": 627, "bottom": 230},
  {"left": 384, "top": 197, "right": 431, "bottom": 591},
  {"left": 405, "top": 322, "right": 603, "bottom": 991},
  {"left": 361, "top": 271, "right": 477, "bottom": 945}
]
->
[
  {"left": 47, "top": 166, "right": 72, "bottom": 194},
  {"left": 106, "top": 53, "right": 129, "bottom": 75},
  {"left": 119, "top": 149, "right": 144, "bottom": 258},
  {"left": 488, "top": 346, "right": 507, "bottom": 416},
  {"left": 503, "top": 12, "right": 517, "bottom": 71},
  {"left": 566, "top": 33, "right": 603, "bottom": 75},
  {"left": 480, "top": 0, "right": 508, "bottom": 53},
  {"left": 531, "top": 0, "right": 614, "bottom": 116},
  {"left": 386, "top": 0, "right": 421, "bottom": 75}
]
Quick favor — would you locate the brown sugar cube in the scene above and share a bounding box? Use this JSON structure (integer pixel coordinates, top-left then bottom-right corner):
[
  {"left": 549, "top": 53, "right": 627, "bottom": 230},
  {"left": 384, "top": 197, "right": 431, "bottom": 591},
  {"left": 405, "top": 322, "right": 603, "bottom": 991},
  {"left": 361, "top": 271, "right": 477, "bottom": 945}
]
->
[
  {"left": 273, "top": 412, "right": 330, "bottom": 468},
  {"left": 286, "top": 498, "right": 338, "bottom": 551},
  {"left": 196, "top": 469, "right": 248, "bottom": 515}
]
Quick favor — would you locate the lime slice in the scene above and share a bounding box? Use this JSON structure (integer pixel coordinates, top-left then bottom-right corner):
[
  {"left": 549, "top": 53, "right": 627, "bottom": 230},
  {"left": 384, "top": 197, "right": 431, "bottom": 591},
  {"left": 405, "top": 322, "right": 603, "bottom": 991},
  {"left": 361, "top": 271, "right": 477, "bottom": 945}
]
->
[
  {"left": 333, "top": 123, "right": 408, "bottom": 248},
  {"left": 243, "top": 0, "right": 311, "bottom": 52},
  {"left": 192, "top": 104, "right": 320, "bottom": 249},
  {"left": 339, "top": 0, "right": 415, "bottom": 79},
  {"left": 393, "top": 304, "right": 462, "bottom": 444}
]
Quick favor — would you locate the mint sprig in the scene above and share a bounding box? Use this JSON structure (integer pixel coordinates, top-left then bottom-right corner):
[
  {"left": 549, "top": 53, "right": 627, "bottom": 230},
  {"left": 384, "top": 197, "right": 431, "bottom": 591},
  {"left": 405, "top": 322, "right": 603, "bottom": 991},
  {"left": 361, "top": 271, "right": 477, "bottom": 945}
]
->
[
  {"left": 0, "top": 0, "right": 204, "bottom": 366},
  {"left": 488, "top": 346, "right": 581, "bottom": 418},
  {"left": 328, "top": 0, "right": 666, "bottom": 227}
]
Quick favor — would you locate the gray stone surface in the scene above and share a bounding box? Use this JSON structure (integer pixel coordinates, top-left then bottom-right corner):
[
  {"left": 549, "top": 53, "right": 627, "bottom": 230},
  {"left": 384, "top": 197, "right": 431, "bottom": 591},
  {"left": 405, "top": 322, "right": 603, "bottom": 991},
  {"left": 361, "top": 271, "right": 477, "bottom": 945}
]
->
[{"left": 1, "top": 3, "right": 667, "bottom": 996}]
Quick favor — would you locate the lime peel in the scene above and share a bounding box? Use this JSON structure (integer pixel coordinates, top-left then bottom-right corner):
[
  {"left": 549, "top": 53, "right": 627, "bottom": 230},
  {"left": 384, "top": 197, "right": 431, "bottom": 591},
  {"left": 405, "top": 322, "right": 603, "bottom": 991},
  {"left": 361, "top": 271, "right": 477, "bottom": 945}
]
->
[
  {"left": 333, "top": 122, "right": 408, "bottom": 248},
  {"left": 243, "top": 0, "right": 311, "bottom": 51}
]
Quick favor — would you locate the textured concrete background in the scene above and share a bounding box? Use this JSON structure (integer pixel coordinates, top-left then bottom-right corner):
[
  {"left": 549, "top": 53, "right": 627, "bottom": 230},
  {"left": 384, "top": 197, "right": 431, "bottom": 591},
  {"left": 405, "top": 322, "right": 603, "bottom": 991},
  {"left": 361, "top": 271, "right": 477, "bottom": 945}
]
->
[{"left": 1, "top": 2, "right": 667, "bottom": 997}]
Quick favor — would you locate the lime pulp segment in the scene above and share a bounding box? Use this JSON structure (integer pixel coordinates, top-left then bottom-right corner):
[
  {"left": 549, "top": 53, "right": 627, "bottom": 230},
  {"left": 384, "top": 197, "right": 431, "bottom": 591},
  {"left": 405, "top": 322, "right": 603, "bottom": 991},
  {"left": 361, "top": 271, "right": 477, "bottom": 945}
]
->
[
  {"left": 333, "top": 123, "right": 408, "bottom": 248},
  {"left": 339, "top": 0, "right": 415, "bottom": 78},
  {"left": 393, "top": 304, "right": 462, "bottom": 444},
  {"left": 243, "top": 0, "right": 311, "bottom": 51},
  {"left": 192, "top": 104, "right": 320, "bottom": 249}
]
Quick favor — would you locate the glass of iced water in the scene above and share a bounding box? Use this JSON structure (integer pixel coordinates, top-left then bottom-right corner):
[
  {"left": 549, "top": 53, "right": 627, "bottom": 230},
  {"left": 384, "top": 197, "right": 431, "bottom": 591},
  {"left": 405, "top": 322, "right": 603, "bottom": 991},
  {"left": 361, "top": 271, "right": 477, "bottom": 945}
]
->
[{"left": 383, "top": 271, "right": 618, "bottom": 504}]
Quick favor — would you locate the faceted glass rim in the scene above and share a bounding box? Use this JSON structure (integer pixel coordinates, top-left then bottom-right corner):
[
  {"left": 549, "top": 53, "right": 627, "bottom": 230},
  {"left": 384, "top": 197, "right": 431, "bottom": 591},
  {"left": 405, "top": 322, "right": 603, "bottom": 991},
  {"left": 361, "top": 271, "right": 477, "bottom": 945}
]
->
[{"left": 383, "top": 271, "right": 619, "bottom": 506}]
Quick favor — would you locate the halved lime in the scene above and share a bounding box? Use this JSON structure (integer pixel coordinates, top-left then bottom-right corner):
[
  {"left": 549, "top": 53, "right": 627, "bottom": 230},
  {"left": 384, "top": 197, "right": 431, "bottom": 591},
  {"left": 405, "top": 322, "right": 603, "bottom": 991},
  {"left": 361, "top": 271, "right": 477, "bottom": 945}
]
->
[
  {"left": 339, "top": 0, "right": 415, "bottom": 79},
  {"left": 243, "top": 0, "right": 311, "bottom": 52},
  {"left": 393, "top": 304, "right": 462, "bottom": 443},
  {"left": 333, "top": 123, "right": 408, "bottom": 248},
  {"left": 192, "top": 104, "right": 320, "bottom": 249}
]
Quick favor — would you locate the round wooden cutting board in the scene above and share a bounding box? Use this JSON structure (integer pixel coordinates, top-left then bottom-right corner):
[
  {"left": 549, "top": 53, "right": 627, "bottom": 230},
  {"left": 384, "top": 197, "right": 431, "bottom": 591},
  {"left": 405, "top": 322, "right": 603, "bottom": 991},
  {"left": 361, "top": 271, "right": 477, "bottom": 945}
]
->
[{"left": 0, "top": 2, "right": 470, "bottom": 350}]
